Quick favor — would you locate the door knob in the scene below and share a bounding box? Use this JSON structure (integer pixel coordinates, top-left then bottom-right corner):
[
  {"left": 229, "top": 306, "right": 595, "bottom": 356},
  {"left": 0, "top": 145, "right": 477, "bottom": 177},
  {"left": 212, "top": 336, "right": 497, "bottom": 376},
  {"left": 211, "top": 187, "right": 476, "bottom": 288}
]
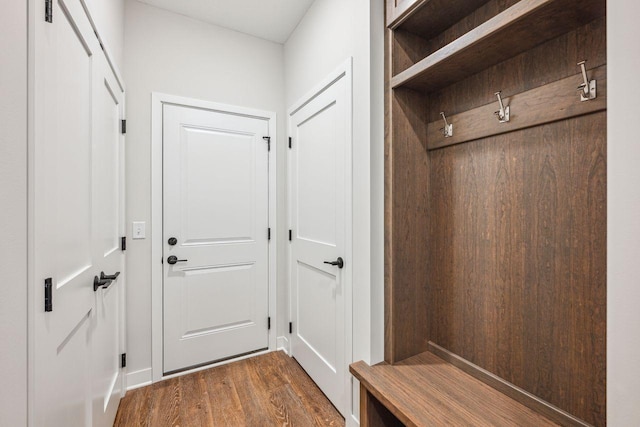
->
[
  {"left": 324, "top": 257, "right": 344, "bottom": 269},
  {"left": 93, "top": 276, "right": 112, "bottom": 292},
  {"left": 168, "top": 237, "right": 178, "bottom": 246},
  {"left": 167, "top": 255, "right": 188, "bottom": 265}
]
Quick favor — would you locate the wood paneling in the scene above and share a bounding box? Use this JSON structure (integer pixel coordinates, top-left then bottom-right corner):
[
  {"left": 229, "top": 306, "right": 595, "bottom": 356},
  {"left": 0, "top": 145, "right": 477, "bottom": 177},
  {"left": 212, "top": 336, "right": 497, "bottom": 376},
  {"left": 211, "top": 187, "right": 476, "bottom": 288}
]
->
[
  {"left": 351, "top": 352, "right": 559, "bottom": 426},
  {"left": 382, "top": 0, "right": 607, "bottom": 423},
  {"left": 426, "top": 65, "right": 607, "bottom": 149},
  {"left": 385, "top": 42, "right": 431, "bottom": 364},
  {"left": 114, "top": 351, "right": 344, "bottom": 427},
  {"left": 428, "top": 343, "right": 591, "bottom": 426},
  {"left": 392, "top": 0, "right": 522, "bottom": 76},
  {"left": 426, "top": 112, "right": 606, "bottom": 426},
  {"left": 392, "top": 0, "right": 605, "bottom": 92},
  {"left": 360, "top": 385, "right": 404, "bottom": 427},
  {"left": 421, "top": 18, "right": 607, "bottom": 426},
  {"left": 385, "top": 20, "right": 432, "bottom": 363}
]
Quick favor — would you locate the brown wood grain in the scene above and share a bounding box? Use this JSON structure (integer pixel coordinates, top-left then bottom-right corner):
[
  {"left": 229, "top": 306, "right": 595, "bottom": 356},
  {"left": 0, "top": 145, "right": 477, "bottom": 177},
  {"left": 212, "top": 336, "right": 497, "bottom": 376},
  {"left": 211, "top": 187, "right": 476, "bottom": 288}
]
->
[
  {"left": 351, "top": 352, "right": 560, "bottom": 427},
  {"left": 385, "top": 6, "right": 432, "bottom": 364},
  {"left": 385, "top": 85, "right": 430, "bottom": 364},
  {"left": 388, "top": 0, "right": 490, "bottom": 35},
  {"left": 360, "top": 385, "right": 404, "bottom": 427},
  {"left": 428, "top": 342, "right": 592, "bottom": 427},
  {"left": 384, "top": 2, "right": 607, "bottom": 425},
  {"left": 392, "top": 0, "right": 605, "bottom": 92},
  {"left": 392, "top": 0, "right": 520, "bottom": 76},
  {"left": 426, "top": 113, "right": 606, "bottom": 425},
  {"left": 426, "top": 65, "right": 607, "bottom": 149},
  {"left": 113, "top": 351, "right": 344, "bottom": 427}
]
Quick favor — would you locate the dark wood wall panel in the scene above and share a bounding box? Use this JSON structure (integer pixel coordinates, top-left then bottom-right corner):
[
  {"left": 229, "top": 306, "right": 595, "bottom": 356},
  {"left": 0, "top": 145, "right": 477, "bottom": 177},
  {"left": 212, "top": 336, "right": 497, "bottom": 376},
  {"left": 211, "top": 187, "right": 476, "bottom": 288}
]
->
[
  {"left": 427, "top": 113, "right": 606, "bottom": 425},
  {"left": 426, "top": 17, "right": 607, "bottom": 122},
  {"left": 423, "top": 17, "right": 607, "bottom": 427},
  {"left": 385, "top": 85, "right": 430, "bottom": 363},
  {"left": 414, "top": 0, "right": 521, "bottom": 57},
  {"left": 385, "top": 20, "right": 430, "bottom": 363},
  {"left": 384, "top": 1, "right": 606, "bottom": 423}
]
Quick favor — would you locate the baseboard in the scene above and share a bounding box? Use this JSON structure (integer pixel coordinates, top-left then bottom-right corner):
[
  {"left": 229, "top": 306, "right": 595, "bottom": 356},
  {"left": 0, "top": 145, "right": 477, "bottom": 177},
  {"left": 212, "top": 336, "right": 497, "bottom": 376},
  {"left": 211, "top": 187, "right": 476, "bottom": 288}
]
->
[
  {"left": 125, "top": 368, "right": 152, "bottom": 391},
  {"left": 277, "top": 335, "right": 289, "bottom": 354}
]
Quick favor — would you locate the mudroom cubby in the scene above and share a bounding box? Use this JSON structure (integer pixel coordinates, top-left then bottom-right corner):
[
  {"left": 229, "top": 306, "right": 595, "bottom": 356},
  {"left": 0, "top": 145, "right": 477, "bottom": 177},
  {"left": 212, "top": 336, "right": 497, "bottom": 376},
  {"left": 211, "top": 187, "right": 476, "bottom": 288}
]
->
[{"left": 351, "top": 0, "right": 607, "bottom": 425}]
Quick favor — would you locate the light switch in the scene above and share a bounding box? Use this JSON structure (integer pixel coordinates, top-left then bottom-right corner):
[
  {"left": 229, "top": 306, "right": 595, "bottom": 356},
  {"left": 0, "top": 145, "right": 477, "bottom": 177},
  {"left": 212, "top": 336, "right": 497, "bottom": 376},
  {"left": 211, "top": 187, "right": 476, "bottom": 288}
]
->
[{"left": 132, "top": 221, "right": 146, "bottom": 239}]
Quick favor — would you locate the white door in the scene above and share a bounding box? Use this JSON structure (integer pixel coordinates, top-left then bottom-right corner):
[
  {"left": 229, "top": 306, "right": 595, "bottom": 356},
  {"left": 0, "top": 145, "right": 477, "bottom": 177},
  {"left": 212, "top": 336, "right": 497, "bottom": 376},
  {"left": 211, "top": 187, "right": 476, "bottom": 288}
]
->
[
  {"left": 289, "top": 70, "right": 351, "bottom": 416},
  {"left": 32, "top": 0, "right": 125, "bottom": 426},
  {"left": 90, "top": 54, "right": 126, "bottom": 427},
  {"left": 163, "top": 104, "right": 270, "bottom": 374}
]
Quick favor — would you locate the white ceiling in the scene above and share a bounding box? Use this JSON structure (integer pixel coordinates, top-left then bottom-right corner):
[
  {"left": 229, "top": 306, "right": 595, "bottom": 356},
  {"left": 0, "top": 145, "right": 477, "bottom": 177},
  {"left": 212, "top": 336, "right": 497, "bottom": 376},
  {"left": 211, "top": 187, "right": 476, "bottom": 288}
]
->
[{"left": 136, "top": 0, "right": 316, "bottom": 44}]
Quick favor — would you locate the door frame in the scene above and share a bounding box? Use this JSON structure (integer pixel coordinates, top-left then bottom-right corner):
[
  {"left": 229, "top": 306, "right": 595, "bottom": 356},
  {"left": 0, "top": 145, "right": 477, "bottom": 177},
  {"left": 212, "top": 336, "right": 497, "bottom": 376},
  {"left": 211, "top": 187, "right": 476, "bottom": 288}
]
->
[
  {"left": 151, "top": 93, "right": 277, "bottom": 382},
  {"left": 287, "top": 58, "right": 353, "bottom": 416}
]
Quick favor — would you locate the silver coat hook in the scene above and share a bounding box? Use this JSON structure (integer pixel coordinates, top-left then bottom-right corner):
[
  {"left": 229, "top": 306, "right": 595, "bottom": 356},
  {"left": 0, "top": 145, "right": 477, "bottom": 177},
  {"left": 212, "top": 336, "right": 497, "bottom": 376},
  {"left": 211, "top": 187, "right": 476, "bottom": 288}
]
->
[
  {"left": 577, "top": 60, "right": 596, "bottom": 101},
  {"left": 440, "top": 112, "right": 453, "bottom": 138},
  {"left": 494, "top": 91, "right": 510, "bottom": 123}
]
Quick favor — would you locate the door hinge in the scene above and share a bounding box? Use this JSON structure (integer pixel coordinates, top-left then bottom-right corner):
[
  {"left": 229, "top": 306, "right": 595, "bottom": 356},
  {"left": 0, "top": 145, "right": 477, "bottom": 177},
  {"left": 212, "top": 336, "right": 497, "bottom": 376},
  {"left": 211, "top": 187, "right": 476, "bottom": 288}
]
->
[
  {"left": 262, "top": 136, "right": 271, "bottom": 151},
  {"left": 121, "top": 236, "right": 127, "bottom": 251},
  {"left": 289, "top": 322, "right": 293, "bottom": 334},
  {"left": 121, "top": 353, "right": 127, "bottom": 368},
  {"left": 44, "top": 278, "right": 53, "bottom": 312},
  {"left": 268, "top": 317, "right": 271, "bottom": 330},
  {"left": 268, "top": 228, "right": 271, "bottom": 241},
  {"left": 45, "top": 0, "right": 53, "bottom": 23},
  {"left": 288, "top": 137, "right": 292, "bottom": 149},
  {"left": 289, "top": 229, "right": 292, "bottom": 241},
  {"left": 121, "top": 119, "right": 127, "bottom": 134}
]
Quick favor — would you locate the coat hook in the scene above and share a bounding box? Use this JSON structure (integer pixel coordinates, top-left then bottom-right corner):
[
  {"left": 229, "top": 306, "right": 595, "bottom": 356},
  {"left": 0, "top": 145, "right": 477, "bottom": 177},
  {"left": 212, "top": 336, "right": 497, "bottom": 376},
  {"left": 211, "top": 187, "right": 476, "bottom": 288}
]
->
[
  {"left": 577, "top": 60, "right": 596, "bottom": 101},
  {"left": 440, "top": 112, "right": 453, "bottom": 138},
  {"left": 494, "top": 91, "right": 510, "bottom": 123}
]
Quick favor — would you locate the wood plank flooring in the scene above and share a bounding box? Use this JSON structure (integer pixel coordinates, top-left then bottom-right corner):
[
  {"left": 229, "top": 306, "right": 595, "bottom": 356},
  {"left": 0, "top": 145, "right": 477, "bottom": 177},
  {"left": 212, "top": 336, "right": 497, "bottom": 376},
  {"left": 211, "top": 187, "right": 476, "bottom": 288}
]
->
[{"left": 113, "top": 351, "right": 344, "bottom": 427}]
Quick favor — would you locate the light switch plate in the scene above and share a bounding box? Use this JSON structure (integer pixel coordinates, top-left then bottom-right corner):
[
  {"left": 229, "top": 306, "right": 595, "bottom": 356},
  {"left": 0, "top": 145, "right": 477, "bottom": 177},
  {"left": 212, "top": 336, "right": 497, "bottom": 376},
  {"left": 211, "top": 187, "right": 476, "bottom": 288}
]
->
[{"left": 132, "top": 221, "right": 146, "bottom": 239}]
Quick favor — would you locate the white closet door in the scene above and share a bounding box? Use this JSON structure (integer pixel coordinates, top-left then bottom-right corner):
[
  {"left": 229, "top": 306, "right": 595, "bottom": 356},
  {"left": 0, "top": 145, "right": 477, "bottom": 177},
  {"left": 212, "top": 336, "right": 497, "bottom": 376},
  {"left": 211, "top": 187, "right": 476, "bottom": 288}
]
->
[
  {"left": 32, "top": 1, "right": 125, "bottom": 425},
  {"left": 289, "top": 71, "right": 350, "bottom": 416},
  {"left": 90, "top": 53, "right": 126, "bottom": 427}
]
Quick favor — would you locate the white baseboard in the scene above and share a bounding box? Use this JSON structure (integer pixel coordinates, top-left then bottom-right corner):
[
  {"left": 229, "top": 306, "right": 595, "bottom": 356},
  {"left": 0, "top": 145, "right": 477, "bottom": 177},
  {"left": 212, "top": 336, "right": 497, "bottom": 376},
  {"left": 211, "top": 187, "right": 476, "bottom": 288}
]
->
[
  {"left": 125, "top": 368, "right": 152, "bottom": 391},
  {"left": 277, "top": 335, "right": 289, "bottom": 354}
]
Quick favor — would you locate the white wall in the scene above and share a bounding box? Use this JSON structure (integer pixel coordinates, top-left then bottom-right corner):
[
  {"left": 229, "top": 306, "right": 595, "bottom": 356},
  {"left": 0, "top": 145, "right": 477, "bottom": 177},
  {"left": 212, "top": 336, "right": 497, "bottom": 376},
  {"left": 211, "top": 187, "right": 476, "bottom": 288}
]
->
[
  {"left": 607, "top": 1, "right": 640, "bottom": 425},
  {"left": 284, "top": 0, "right": 385, "bottom": 422},
  {"left": 123, "top": 0, "right": 286, "bottom": 383},
  {"left": 0, "top": 2, "right": 28, "bottom": 425}
]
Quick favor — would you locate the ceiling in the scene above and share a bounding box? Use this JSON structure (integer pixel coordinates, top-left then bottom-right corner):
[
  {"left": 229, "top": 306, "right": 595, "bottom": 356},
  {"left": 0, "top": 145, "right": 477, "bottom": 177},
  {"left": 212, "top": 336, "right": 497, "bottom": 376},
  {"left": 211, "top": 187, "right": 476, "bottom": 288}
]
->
[{"left": 136, "top": 0, "right": 316, "bottom": 44}]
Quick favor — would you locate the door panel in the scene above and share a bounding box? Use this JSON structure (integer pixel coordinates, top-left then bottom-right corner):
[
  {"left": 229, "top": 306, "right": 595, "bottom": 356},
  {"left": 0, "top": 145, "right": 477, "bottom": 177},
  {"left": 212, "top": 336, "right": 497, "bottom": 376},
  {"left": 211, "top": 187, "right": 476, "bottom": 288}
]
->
[
  {"left": 163, "top": 104, "right": 270, "bottom": 374},
  {"left": 297, "top": 103, "right": 338, "bottom": 245},
  {"left": 91, "top": 58, "right": 125, "bottom": 427},
  {"left": 34, "top": 1, "right": 98, "bottom": 424},
  {"left": 34, "top": 1, "right": 125, "bottom": 425},
  {"left": 42, "top": 0, "right": 95, "bottom": 343},
  {"left": 296, "top": 262, "right": 337, "bottom": 369},
  {"left": 290, "top": 72, "right": 349, "bottom": 416}
]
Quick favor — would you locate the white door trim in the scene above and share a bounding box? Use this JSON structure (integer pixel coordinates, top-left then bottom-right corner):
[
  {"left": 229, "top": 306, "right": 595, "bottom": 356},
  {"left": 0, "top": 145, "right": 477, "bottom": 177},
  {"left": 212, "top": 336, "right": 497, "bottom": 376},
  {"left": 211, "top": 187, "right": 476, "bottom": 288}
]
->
[
  {"left": 287, "top": 58, "right": 353, "bottom": 417},
  {"left": 151, "top": 93, "right": 277, "bottom": 382}
]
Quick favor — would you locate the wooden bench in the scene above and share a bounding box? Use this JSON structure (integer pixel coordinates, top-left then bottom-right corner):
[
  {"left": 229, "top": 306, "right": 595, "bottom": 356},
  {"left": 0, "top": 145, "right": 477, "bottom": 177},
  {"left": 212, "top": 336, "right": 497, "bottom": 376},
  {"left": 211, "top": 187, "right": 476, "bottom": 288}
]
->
[{"left": 350, "top": 350, "right": 561, "bottom": 427}]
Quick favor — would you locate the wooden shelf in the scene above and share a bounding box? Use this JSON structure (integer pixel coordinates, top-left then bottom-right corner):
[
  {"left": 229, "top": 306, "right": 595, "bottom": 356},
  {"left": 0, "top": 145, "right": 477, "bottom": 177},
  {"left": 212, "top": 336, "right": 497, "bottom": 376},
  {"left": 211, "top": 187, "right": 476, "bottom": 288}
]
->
[
  {"left": 391, "top": 0, "right": 605, "bottom": 93},
  {"left": 390, "top": 0, "right": 489, "bottom": 38},
  {"left": 350, "top": 351, "right": 560, "bottom": 427}
]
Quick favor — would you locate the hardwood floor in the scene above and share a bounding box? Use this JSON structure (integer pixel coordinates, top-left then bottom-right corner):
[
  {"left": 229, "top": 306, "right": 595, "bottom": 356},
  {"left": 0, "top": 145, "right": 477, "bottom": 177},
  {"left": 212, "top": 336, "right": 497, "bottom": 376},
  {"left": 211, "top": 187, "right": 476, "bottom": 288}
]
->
[{"left": 113, "top": 351, "right": 344, "bottom": 427}]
